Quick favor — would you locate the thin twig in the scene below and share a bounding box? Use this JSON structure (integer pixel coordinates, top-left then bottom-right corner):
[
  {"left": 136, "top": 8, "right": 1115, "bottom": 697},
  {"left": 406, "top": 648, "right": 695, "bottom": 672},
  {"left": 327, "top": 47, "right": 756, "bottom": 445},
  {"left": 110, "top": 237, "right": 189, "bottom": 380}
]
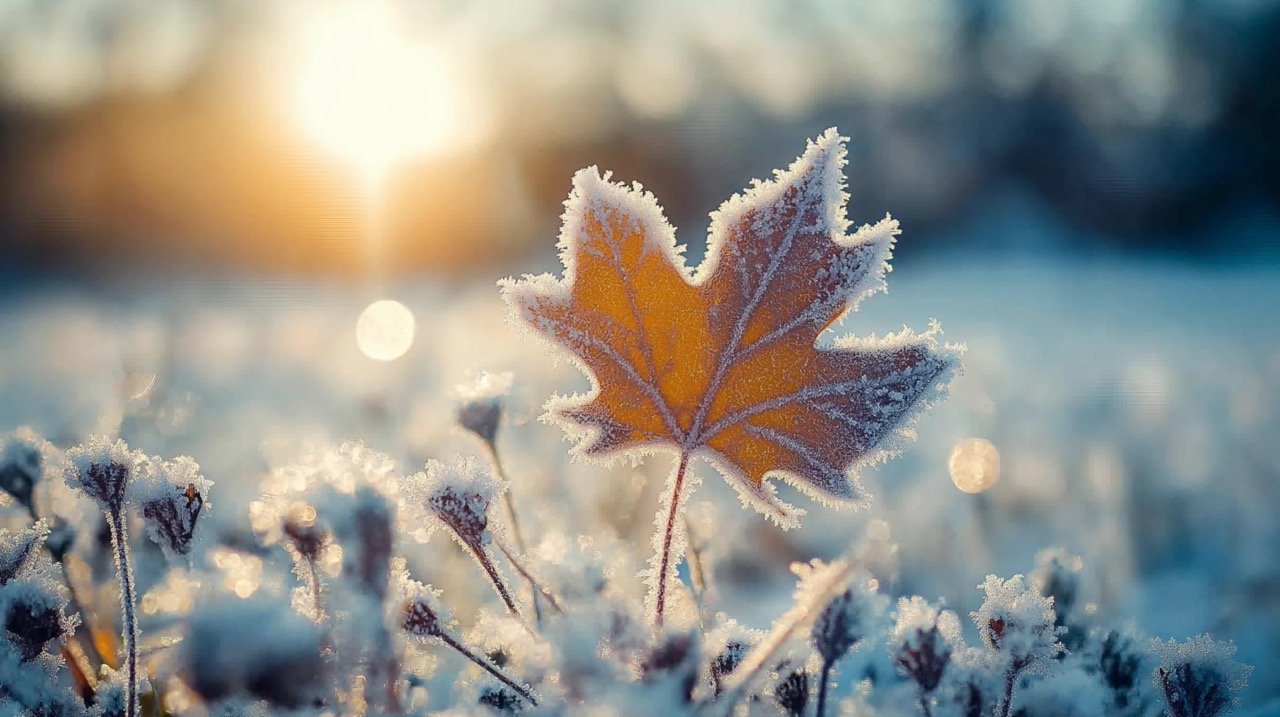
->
[
  {"left": 440, "top": 632, "right": 538, "bottom": 706},
  {"left": 469, "top": 543, "right": 522, "bottom": 619},
  {"left": 496, "top": 539, "right": 565, "bottom": 614}
]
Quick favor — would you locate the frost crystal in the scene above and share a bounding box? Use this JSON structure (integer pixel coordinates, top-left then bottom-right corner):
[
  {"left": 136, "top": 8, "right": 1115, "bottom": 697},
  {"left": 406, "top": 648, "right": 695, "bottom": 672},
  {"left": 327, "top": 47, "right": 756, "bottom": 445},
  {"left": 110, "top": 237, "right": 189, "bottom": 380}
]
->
[
  {"left": 1151, "top": 634, "right": 1252, "bottom": 717},
  {"left": 132, "top": 455, "right": 210, "bottom": 558},
  {"left": 63, "top": 435, "right": 141, "bottom": 511},
  {"left": 972, "top": 574, "right": 1062, "bottom": 668},
  {"left": 0, "top": 428, "right": 46, "bottom": 516},
  {"left": 0, "top": 523, "right": 45, "bottom": 586},
  {"left": 404, "top": 456, "right": 504, "bottom": 550},
  {"left": 811, "top": 573, "right": 887, "bottom": 664},
  {"left": 456, "top": 371, "right": 514, "bottom": 446},
  {"left": 889, "top": 596, "right": 960, "bottom": 693}
]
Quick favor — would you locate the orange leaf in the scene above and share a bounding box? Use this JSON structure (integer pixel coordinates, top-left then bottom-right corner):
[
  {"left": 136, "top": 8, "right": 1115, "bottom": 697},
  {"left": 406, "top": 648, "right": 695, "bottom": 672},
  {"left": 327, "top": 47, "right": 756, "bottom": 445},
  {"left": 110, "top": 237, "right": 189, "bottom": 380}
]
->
[{"left": 502, "top": 129, "right": 961, "bottom": 526}]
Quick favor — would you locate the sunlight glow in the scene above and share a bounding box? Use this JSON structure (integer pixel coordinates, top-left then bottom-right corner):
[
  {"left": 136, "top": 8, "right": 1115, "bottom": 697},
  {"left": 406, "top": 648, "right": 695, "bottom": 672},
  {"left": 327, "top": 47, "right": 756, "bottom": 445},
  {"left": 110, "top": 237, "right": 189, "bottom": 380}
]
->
[
  {"left": 949, "top": 437, "right": 1001, "bottom": 494},
  {"left": 357, "top": 299, "right": 415, "bottom": 361},
  {"left": 289, "top": 1, "right": 483, "bottom": 191}
]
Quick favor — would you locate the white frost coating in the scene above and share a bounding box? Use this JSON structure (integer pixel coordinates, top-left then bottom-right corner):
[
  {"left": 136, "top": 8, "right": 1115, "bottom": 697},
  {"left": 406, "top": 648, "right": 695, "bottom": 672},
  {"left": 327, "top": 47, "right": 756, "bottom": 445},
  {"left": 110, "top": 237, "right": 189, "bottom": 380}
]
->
[
  {"left": 0, "top": 522, "right": 46, "bottom": 584},
  {"left": 890, "top": 596, "right": 962, "bottom": 652},
  {"left": 401, "top": 455, "right": 506, "bottom": 547},
  {"left": 63, "top": 435, "right": 142, "bottom": 510},
  {"left": 1150, "top": 634, "right": 1253, "bottom": 713},
  {"left": 715, "top": 556, "right": 856, "bottom": 712},
  {"left": 971, "top": 574, "right": 1062, "bottom": 669},
  {"left": 129, "top": 455, "right": 212, "bottom": 559}
]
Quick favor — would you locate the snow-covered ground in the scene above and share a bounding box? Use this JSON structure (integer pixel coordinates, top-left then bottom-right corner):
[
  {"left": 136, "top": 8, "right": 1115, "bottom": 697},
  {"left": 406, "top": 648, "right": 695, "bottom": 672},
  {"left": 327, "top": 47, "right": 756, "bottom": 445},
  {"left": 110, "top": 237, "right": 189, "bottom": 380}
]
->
[{"left": 1, "top": 256, "right": 1277, "bottom": 710}]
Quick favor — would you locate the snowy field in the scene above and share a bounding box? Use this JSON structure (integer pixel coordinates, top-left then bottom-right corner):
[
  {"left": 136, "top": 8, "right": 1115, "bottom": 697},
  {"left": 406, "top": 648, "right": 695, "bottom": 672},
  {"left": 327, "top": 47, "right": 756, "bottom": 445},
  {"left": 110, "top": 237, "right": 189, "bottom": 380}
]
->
[{"left": 1, "top": 255, "right": 1277, "bottom": 713}]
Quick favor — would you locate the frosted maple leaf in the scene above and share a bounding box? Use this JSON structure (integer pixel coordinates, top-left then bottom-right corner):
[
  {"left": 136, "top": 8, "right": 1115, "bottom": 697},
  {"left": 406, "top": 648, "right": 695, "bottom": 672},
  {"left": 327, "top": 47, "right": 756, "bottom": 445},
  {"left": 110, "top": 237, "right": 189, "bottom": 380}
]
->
[
  {"left": 503, "top": 128, "right": 961, "bottom": 522},
  {"left": 503, "top": 129, "right": 961, "bottom": 625}
]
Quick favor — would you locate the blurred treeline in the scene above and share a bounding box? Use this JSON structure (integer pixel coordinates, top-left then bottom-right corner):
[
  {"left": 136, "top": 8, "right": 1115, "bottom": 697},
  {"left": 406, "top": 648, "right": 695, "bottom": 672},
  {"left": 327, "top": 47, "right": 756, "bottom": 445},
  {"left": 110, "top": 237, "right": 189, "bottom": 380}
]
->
[{"left": 0, "top": 0, "right": 1277, "bottom": 274}]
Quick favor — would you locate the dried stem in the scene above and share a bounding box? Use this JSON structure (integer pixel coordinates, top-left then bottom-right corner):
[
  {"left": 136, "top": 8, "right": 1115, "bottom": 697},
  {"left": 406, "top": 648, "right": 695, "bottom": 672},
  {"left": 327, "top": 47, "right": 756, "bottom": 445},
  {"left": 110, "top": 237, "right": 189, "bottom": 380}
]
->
[
  {"left": 469, "top": 543, "right": 521, "bottom": 619},
  {"left": 440, "top": 632, "right": 538, "bottom": 706},
  {"left": 487, "top": 445, "right": 543, "bottom": 625},
  {"left": 496, "top": 539, "right": 565, "bottom": 614},
  {"left": 28, "top": 501, "right": 102, "bottom": 681},
  {"left": 487, "top": 446, "right": 528, "bottom": 555},
  {"left": 996, "top": 659, "right": 1027, "bottom": 717},
  {"left": 107, "top": 508, "right": 139, "bottom": 717},
  {"left": 683, "top": 515, "right": 707, "bottom": 598},
  {"left": 816, "top": 660, "right": 833, "bottom": 717},
  {"left": 919, "top": 692, "right": 934, "bottom": 717},
  {"left": 653, "top": 452, "right": 690, "bottom": 629},
  {"left": 305, "top": 555, "right": 324, "bottom": 620}
]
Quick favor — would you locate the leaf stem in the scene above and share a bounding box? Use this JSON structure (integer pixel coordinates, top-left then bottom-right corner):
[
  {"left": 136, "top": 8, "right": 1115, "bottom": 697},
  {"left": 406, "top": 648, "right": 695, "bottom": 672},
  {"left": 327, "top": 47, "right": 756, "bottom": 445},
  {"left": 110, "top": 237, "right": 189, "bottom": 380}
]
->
[
  {"left": 107, "top": 508, "right": 139, "bottom": 717},
  {"left": 440, "top": 632, "right": 538, "bottom": 706},
  {"left": 654, "top": 452, "right": 690, "bottom": 629}
]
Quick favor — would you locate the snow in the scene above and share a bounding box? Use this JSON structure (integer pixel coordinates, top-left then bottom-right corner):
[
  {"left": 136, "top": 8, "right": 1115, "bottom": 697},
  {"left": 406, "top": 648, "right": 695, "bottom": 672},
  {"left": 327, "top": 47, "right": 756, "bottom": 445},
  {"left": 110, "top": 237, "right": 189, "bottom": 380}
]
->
[{"left": 0, "top": 246, "right": 1275, "bottom": 711}]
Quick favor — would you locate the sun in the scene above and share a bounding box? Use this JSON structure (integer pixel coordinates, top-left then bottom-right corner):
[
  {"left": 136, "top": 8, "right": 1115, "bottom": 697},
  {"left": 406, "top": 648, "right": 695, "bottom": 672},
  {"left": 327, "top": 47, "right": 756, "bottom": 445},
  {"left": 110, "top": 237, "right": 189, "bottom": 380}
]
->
[{"left": 287, "top": 1, "right": 482, "bottom": 191}]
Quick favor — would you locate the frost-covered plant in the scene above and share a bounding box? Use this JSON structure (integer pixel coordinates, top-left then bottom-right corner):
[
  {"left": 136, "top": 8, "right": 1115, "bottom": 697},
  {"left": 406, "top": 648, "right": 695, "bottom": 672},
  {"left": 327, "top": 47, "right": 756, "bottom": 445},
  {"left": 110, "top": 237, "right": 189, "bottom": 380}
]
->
[
  {"left": 0, "top": 428, "right": 46, "bottom": 518},
  {"left": 810, "top": 572, "right": 887, "bottom": 715},
  {"left": 972, "top": 574, "right": 1063, "bottom": 717},
  {"left": 1151, "top": 634, "right": 1252, "bottom": 717},
  {"left": 401, "top": 580, "right": 539, "bottom": 707},
  {"left": 402, "top": 456, "right": 525, "bottom": 619},
  {"left": 1031, "top": 547, "right": 1085, "bottom": 650},
  {"left": 180, "top": 592, "right": 329, "bottom": 710},
  {"left": 889, "top": 597, "right": 959, "bottom": 716},
  {"left": 131, "top": 456, "right": 210, "bottom": 560},
  {"left": 64, "top": 435, "right": 144, "bottom": 717}
]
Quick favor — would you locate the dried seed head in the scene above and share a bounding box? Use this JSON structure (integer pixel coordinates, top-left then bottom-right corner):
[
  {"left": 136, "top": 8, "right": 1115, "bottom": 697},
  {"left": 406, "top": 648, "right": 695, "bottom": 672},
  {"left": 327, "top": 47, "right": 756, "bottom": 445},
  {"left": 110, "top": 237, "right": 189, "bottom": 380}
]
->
[
  {"left": 710, "top": 640, "right": 750, "bottom": 696},
  {"left": 43, "top": 521, "right": 75, "bottom": 564},
  {"left": 405, "top": 457, "right": 503, "bottom": 550},
  {"left": 182, "top": 593, "right": 328, "bottom": 709},
  {"left": 640, "top": 632, "right": 700, "bottom": 703},
  {"left": 402, "top": 587, "right": 451, "bottom": 641},
  {"left": 0, "top": 429, "right": 46, "bottom": 515},
  {"left": 478, "top": 685, "right": 524, "bottom": 713},
  {"left": 282, "top": 503, "right": 327, "bottom": 562},
  {"left": 1032, "top": 548, "right": 1083, "bottom": 627},
  {"left": 1151, "top": 634, "right": 1252, "bottom": 717},
  {"left": 773, "top": 665, "right": 810, "bottom": 717},
  {"left": 455, "top": 372, "right": 513, "bottom": 447},
  {"left": 811, "top": 576, "right": 887, "bottom": 664},
  {"left": 64, "top": 436, "right": 140, "bottom": 512},
  {"left": 133, "top": 456, "right": 210, "bottom": 559},
  {"left": 3, "top": 581, "right": 70, "bottom": 661},
  {"left": 889, "top": 596, "right": 959, "bottom": 694},
  {"left": 1098, "top": 630, "right": 1144, "bottom": 699},
  {"left": 0, "top": 522, "right": 46, "bottom": 586},
  {"left": 972, "top": 574, "right": 1062, "bottom": 667},
  {"left": 336, "top": 486, "right": 394, "bottom": 599}
]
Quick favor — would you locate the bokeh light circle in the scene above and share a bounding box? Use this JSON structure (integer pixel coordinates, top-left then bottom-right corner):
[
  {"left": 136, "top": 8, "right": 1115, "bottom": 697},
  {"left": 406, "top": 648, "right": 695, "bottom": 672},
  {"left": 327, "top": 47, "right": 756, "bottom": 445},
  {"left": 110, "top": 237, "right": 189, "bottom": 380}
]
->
[
  {"left": 356, "top": 299, "right": 415, "bottom": 361},
  {"left": 949, "top": 437, "right": 1001, "bottom": 494}
]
